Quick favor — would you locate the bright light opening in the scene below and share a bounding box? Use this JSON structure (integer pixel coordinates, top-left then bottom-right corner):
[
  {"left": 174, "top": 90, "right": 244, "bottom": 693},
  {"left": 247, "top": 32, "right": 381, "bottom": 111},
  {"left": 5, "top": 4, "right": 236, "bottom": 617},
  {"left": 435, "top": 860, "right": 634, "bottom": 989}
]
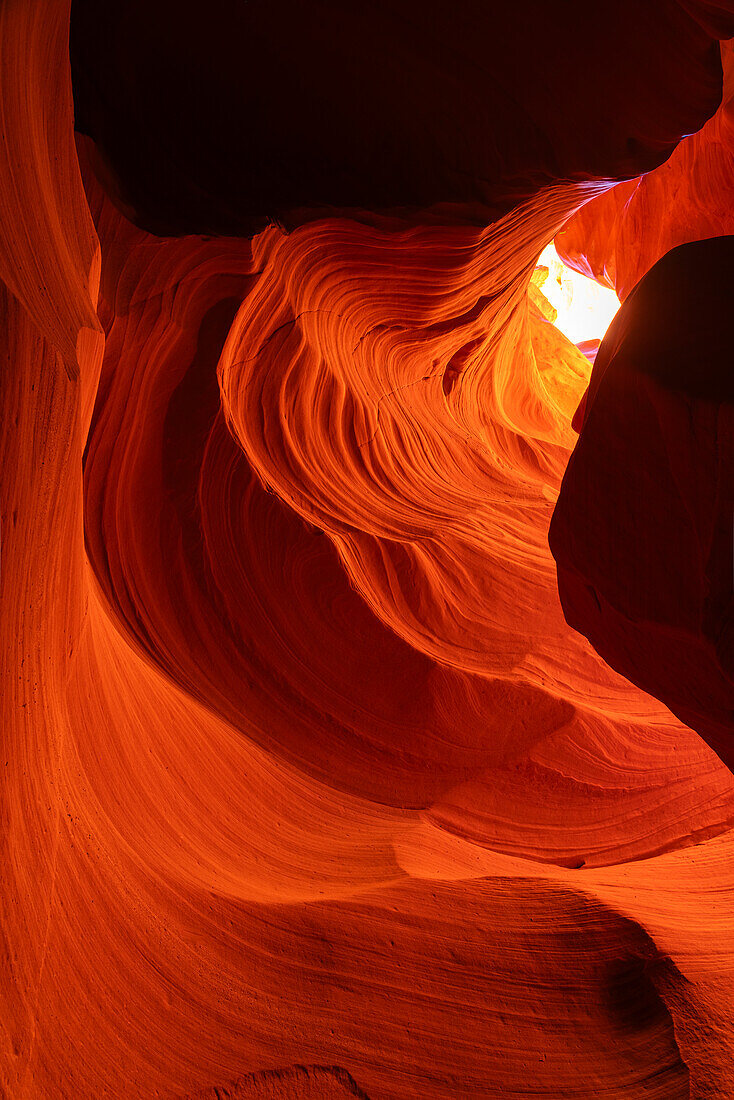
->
[{"left": 534, "top": 242, "right": 620, "bottom": 349}]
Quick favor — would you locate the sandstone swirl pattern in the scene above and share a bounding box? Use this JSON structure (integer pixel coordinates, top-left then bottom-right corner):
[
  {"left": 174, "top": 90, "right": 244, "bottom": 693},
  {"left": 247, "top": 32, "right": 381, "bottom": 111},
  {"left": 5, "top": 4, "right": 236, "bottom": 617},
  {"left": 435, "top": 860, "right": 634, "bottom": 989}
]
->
[{"left": 3, "top": 2, "right": 734, "bottom": 1097}]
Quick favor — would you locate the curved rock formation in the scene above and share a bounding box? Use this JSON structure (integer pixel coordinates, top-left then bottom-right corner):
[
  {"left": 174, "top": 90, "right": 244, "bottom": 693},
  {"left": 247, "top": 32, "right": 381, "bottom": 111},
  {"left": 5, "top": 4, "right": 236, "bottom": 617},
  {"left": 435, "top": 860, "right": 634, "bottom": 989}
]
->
[
  {"left": 3, "top": 1, "right": 734, "bottom": 1097},
  {"left": 551, "top": 235, "right": 734, "bottom": 768},
  {"left": 556, "top": 39, "right": 734, "bottom": 301}
]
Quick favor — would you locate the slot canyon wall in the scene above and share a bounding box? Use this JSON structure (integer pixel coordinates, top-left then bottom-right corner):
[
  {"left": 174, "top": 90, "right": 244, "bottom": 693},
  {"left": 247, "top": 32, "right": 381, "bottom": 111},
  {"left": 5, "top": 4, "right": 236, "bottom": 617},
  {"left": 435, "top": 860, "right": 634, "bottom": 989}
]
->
[{"left": 2, "top": 0, "right": 734, "bottom": 1096}]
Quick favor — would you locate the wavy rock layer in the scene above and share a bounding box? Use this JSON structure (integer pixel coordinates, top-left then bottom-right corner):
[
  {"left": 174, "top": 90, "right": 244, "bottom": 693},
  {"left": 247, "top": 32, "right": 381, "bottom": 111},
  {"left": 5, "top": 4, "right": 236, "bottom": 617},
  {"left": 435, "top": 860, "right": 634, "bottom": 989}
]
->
[{"left": 3, "top": 2, "right": 734, "bottom": 1098}]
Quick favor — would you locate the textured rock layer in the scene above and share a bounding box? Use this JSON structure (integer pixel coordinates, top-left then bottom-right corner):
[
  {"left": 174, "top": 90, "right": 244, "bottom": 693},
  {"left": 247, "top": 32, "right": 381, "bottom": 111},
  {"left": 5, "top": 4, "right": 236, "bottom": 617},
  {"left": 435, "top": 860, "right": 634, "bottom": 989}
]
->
[{"left": 3, "top": 2, "right": 734, "bottom": 1097}]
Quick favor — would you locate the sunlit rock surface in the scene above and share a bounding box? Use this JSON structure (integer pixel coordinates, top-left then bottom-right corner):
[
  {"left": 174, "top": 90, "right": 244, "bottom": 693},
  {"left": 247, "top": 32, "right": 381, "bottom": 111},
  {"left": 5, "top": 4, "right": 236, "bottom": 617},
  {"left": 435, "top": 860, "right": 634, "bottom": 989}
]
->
[{"left": 3, "top": 2, "right": 734, "bottom": 1097}]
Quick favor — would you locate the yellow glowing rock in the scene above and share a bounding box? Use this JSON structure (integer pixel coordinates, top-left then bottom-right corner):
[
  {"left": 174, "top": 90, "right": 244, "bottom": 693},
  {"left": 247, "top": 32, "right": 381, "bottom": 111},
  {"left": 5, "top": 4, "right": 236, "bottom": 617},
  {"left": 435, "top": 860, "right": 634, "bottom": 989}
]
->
[{"left": 535, "top": 242, "right": 620, "bottom": 345}]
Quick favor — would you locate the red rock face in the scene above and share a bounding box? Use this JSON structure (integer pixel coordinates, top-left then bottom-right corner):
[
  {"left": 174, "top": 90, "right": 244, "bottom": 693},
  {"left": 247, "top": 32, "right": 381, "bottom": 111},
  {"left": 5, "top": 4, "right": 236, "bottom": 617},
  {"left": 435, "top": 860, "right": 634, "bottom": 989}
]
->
[
  {"left": 3, "top": 2, "right": 734, "bottom": 1098},
  {"left": 551, "top": 236, "right": 734, "bottom": 769}
]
